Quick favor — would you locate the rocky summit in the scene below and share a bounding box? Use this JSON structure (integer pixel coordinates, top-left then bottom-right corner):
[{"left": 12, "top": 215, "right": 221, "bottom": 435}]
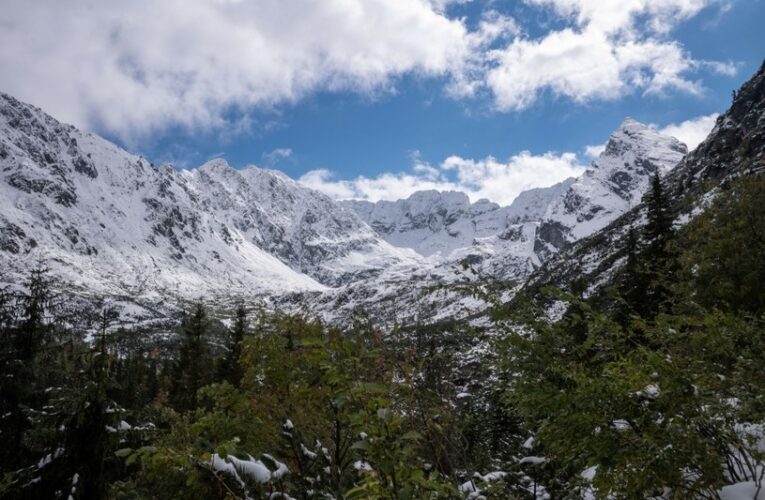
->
[{"left": 0, "top": 90, "right": 698, "bottom": 324}]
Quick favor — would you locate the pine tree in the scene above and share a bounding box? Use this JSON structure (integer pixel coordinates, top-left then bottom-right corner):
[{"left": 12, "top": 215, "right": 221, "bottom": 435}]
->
[
  {"left": 26, "top": 314, "right": 119, "bottom": 500},
  {"left": 0, "top": 268, "right": 54, "bottom": 474},
  {"left": 173, "top": 301, "right": 211, "bottom": 410},
  {"left": 639, "top": 173, "right": 677, "bottom": 318},
  {"left": 0, "top": 285, "right": 23, "bottom": 473},
  {"left": 18, "top": 266, "right": 52, "bottom": 360},
  {"left": 613, "top": 227, "right": 646, "bottom": 326},
  {"left": 218, "top": 303, "right": 247, "bottom": 386},
  {"left": 644, "top": 173, "right": 674, "bottom": 261}
]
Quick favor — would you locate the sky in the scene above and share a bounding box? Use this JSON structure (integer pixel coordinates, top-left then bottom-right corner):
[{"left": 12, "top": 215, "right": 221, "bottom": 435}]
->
[{"left": 1, "top": 0, "right": 763, "bottom": 206}]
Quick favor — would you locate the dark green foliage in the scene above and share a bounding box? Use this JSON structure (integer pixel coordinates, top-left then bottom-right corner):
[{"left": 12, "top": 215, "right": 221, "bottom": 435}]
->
[
  {"left": 217, "top": 303, "right": 247, "bottom": 387},
  {"left": 499, "top": 173, "right": 765, "bottom": 498},
  {"left": 2, "top": 173, "right": 765, "bottom": 499},
  {"left": 620, "top": 173, "right": 679, "bottom": 321},
  {"left": 172, "top": 301, "right": 213, "bottom": 410},
  {"left": 0, "top": 271, "right": 125, "bottom": 499},
  {"left": 679, "top": 174, "right": 765, "bottom": 316}
]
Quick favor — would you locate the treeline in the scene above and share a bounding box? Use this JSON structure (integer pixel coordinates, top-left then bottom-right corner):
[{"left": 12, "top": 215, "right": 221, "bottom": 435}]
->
[
  {"left": 0, "top": 173, "right": 764, "bottom": 499},
  {"left": 0, "top": 273, "right": 511, "bottom": 498}
]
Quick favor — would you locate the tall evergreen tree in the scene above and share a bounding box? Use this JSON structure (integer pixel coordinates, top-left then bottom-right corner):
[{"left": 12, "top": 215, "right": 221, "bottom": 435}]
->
[
  {"left": 35, "top": 317, "right": 116, "bottom": 500},
  {"left": 644, "top": 173, "right": 674, "bottom": 261},
  {"left": 173, "top": 301, "right": 211, "bottom": 410},
  {"left": 613, "top": 226, "right": 646, "bottom": 326},
  {"left": 18, "top": 266, "right": 52, "bottom": 360},
  {"left": 0, "top": 267, "right": 54, "bottom": 474},
  {"left": 637, "top": 173, "right": 678, "bottom": 318},
  {"left": 218, "top": 303, "right": 247, "bottom": 386}
]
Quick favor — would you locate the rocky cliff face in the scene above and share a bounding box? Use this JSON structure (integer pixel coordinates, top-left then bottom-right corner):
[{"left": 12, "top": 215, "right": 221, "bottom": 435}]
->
[
  {"left": 668, "top": 60, "right": 765, "bottom": 194},
  {"left": 0, "top": 85, "right": 706, "bottom": 324},
  {"left": 523, "top": 60, "right": 765, "bottom": 308},
  {"left": 535, "top": 118, "right": 687, "bottom": 259},
  {"left": 0, "top": 92, "right": 418, "bottom": 299}
]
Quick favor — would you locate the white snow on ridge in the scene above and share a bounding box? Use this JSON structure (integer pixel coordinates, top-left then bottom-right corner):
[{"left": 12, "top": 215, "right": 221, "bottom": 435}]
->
[
  {"left": 0, "top": 92, "right": 414, "bottom": 298},
  {"left": 545, "top": 118, "right": 687, "bottom": 242},
  {"left": 0, "top": 92, "right": 690, "bottom": 323},
  {"left": 342, "top": 180, "right": 573, "bottom": 260}
]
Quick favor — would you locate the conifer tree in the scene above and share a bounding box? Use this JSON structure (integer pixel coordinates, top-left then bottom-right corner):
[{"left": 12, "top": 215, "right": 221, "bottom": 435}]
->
[
  {"left": 644, "top": 173, "right": 674, "bottom": 261},
  {"left": 173, "top": 301, "right": 212, "bottom": 410},
  {"left": 18, "top": 266, "right": 52, "bottom": 360},
  {"left": 638, "top": 173, "right": 677, "bottom": 318},
  {"left": 218, "top": 303, "right": 247, "bottom": 386},
  {"left": 0, "top": 267, "right": 54, "bottom": 474},
  {"left": 47, "top": 312, "right": 115, "bottom": 500},
  {"left": 0, "top": 284, "right": 22, "bottom": 473},
  {"left": 613, "top": 226, "right": 646, "bottom": 326}
]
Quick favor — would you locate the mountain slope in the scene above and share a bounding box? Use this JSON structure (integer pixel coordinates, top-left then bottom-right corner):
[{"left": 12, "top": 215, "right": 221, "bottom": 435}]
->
[
  {"left": 523, "top": 60, "right": 765, "bottom": 307},
  {"left": 535, "top": 118, "right": 687, "bottom": 259},
  {"left": 310, "top": 121, "right": 689, "bottom": 324},
  {"left": 0, "top": 93, "right": 418, "bottom": 298}
]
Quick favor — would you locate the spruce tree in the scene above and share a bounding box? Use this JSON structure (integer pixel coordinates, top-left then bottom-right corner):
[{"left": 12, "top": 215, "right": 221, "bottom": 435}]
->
[
  {"left": 173, "top": 301, "right": 211, "bottom": 410},
  {"left": 639, "top": 173, "right": 677, "bottom": 318},
  {"left": 218, "top": 303, "right": 247, "bottom": 386},
  {"left": 614, "top": 227, "right": 646, "bottom": 326},
  {"left": 0, "top": 267, "right": 54, "bottom": 474},
  {"left": 18, "top": 266, "right": 52, "bottom": 360},
  {"left": 0, "top": 284, "right": 22, "bottom": 473},
  {"left": 644, "top": 173, "right": 674, "bottom": 261}
]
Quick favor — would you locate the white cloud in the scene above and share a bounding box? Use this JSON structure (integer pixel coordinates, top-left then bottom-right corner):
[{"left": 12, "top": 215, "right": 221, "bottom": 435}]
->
[
  {"left": 0, "top": 0, "right": 473, "bottom": 141},
  {"left": 658, "top": 113, "right": 718, "bottom": 150},
  {"left": 0, "top": 0, "right": 733, "bottom": 143},
  {"left": 585, "top": 144, "right": 606, "bottom": 158},
  {"left": 299, "top": 170, "right": 362, "bottom": 200},
  {"left": 262, "top": 148, "right": 293, "bottom": 165},
  {"left": 299, "top": 151, "right": 585, "bottom": 205},
  {"left": 471, "top": 0, "right": 733, "bottom": 110},
  {"left": 527, "top": 0, "right": 712, "bottom": 35}
]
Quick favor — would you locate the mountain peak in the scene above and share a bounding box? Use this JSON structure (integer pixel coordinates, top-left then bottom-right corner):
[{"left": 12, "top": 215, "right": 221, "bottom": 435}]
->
[
  {"left": 198, "top": 157, "right": 233, "bottom": 173},
  {"left": 542, "top": 118, "right": 688, "bottom": 243},
  {"left": 619, "top": 116, "right": 647, "bottom": 129},
  {"left": 600, "top": 117, "right": 687, "bottom": 169}
]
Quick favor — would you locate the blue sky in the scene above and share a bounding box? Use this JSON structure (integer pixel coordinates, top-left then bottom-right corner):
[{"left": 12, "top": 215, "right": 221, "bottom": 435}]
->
[{"left": 1, "top": 0, "right": 763, "bottom": 205}]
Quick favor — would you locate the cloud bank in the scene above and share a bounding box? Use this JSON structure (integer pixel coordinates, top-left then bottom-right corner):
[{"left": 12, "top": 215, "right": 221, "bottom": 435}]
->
[
  {"left": 658, "top": 113, "right": 719, "bottom": 151},
  {"left": 299, "top": 150, "right": 586, "bottom": 205},
  {"left": 0, "top": 0, "right": 731, "bottom": 141},
  {"left": 299, "top": 112, "right": 719, "bottom": 205}
]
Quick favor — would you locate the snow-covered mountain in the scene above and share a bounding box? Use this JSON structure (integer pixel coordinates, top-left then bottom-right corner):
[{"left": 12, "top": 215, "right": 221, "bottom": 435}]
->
[
  {"left": 326, "top": 119, "right": 689, "bottom": 323},
  {"left": 536, "top": 118, "right": 687, "bottom": 257},
  {"left": 344, "top": 118, "right": 685, "bottom": 270},
  {"left": 0, "top": 90, "right": 691, "bottom": 324},
  {"left": 342, "top": 180, "right": 574, "bottom": 259},
  {"left": 523, "top": 60, "right": 765, "bottom": 310},
  {"left": 0, "top": 92, "right": 418, "bottom": 299}
]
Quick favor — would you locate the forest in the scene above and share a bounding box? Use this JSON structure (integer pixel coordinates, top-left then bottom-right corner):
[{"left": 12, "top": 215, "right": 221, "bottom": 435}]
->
[{"left": 1, "top": 172, "right": 764, "bottom": 498}]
